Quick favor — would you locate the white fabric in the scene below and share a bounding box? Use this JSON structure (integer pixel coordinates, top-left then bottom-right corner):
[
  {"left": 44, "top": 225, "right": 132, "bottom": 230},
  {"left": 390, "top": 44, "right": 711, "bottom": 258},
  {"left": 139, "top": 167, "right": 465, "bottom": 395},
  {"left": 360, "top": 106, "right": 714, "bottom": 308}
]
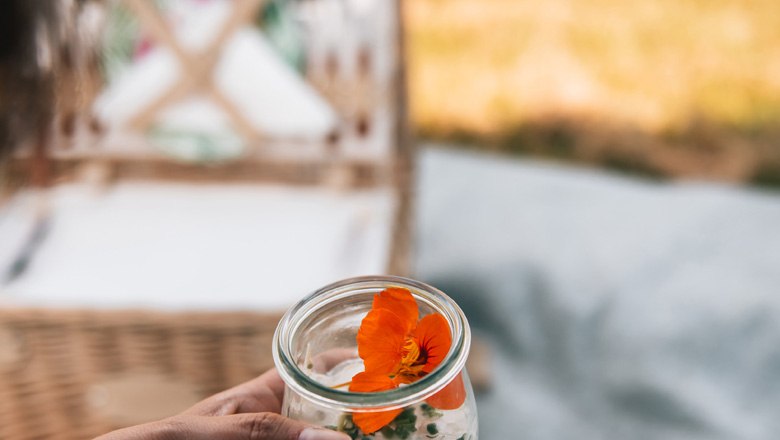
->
[
  {"left": 94, "top": 0, "right": 337, "bottom": 139},
  {"left": 0, "top": 183, "right": 393, "bottom": 311}
]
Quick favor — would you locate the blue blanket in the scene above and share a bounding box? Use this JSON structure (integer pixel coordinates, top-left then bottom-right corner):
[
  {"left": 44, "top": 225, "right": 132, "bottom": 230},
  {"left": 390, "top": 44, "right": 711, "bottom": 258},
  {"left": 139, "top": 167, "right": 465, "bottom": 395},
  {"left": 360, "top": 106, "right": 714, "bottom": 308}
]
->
[{"left": 415, "top": 148, "right": 780, "bottom": 440}]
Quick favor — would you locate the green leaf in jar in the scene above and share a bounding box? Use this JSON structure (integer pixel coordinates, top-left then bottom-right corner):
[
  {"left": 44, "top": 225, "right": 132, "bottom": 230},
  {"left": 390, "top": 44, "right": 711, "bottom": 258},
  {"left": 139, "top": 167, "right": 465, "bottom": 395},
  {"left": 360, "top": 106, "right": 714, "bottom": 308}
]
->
[
  {"left": 337, "top": 414, "right": 361, "bottom": 440},
  {"left": 420, "top": 403, "right": 443, "bottom": 419},
  {"left": 392, "top": 408, "right": 417, "bottom": 439}
]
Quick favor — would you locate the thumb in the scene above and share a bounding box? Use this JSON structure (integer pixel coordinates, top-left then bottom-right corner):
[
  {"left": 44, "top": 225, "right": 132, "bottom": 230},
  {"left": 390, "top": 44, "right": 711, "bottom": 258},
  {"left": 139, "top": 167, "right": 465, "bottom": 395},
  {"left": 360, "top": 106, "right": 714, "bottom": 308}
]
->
[{"left": 187, "top": 412, "right": 352, "bottom": 440}]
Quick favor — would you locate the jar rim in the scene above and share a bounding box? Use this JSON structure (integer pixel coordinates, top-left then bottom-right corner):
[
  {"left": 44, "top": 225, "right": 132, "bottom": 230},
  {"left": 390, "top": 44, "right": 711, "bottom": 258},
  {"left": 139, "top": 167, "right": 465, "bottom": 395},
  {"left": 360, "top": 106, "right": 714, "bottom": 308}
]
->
[{"left": 272, "top": 275, "right": 471, "bottom": 412}]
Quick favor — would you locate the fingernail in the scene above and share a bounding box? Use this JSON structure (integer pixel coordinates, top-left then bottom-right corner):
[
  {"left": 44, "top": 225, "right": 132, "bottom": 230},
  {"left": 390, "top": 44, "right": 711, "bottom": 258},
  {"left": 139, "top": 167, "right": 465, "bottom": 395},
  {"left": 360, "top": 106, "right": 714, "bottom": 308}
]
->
[{"left": 298, "top": 427, "right": 351, "bottom": 440}]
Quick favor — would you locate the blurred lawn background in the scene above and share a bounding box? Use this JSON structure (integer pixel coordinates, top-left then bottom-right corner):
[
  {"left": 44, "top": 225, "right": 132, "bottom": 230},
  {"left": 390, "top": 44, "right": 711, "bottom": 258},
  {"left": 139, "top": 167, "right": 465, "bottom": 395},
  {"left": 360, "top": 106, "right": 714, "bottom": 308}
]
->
[{"left": 405, "top": 0, "right": 780, "bottom": 186}]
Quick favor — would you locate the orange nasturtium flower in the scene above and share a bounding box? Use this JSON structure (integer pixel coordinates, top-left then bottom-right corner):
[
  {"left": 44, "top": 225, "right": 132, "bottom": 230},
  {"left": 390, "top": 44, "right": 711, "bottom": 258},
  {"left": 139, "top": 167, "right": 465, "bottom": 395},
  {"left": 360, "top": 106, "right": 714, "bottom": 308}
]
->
[{"left": 348, "top": 287, "right": 466, "bottom": 433}]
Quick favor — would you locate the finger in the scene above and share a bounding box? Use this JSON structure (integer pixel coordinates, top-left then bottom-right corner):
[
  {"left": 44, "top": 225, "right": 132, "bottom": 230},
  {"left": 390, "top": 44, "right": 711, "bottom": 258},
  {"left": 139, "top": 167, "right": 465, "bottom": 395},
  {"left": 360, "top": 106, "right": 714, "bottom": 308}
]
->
[
  {"left": 185, "top": 369, "right": 286, "bottom": 416},
  {"left": 93, "top": 421, "right": 176, "bottom": 440},
  {"left": 184, "top": 413, "right": 351, "bottom": 440},
  {"left": 94, "top": 414, "right": 352, "bottom": 440}
]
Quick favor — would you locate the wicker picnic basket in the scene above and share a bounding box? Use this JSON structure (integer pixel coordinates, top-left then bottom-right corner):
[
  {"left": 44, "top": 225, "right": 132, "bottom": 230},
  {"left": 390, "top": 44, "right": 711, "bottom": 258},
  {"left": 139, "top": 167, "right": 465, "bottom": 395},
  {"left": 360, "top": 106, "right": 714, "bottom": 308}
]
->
[
  {"left": 0, "top": 309, "right": 280, "bottom": 440},
  {"left": 0, "top": 0, "right": 412, "bottom": 438}
]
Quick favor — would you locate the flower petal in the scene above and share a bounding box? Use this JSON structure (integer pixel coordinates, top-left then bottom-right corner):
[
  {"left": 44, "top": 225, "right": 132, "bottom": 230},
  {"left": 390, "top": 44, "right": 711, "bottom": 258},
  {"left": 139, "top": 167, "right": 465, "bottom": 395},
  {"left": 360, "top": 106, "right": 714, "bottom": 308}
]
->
[
  {"left": 349, "top": 372, "right": 403, "bottom": 434},
  {"left": 415, "top": 313, "right": 452, "bottom": 373},
  {"left": 372, "top": 287, "right": 419, "bottom": 333},
  {"left": 426, "top": 372, "right": 467, "bottom": 410},
  {"left": 357, "top": 308, "right": 407, "bottom": 373},
  {"left": 353, "top": 409, "right": 404, "bottom": 434},
  {"left": 349, "top": 371, "right": 397, "bottom": 392}
]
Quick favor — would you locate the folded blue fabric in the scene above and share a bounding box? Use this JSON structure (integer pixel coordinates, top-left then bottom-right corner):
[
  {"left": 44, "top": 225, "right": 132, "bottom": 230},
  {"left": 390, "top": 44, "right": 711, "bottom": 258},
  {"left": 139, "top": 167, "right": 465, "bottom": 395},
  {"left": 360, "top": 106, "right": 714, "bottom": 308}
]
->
[{"left": 416, "top": 148, "right": 780, "bottom": 440}]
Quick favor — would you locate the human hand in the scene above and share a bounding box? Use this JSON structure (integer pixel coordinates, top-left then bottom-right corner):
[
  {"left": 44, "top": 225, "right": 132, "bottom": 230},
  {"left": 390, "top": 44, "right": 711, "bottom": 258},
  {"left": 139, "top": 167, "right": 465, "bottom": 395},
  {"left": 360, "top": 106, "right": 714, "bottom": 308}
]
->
[{"left": 94, "top": 368, "right": 349, "bottom": 440}]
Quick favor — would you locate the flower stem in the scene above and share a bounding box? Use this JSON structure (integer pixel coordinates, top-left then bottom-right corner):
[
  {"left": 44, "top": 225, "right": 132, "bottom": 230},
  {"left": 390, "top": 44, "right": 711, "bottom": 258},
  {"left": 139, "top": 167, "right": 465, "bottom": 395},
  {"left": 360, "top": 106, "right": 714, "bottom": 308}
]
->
[{"left": 331, "top": 380, "right": 352, "bottom": 389}]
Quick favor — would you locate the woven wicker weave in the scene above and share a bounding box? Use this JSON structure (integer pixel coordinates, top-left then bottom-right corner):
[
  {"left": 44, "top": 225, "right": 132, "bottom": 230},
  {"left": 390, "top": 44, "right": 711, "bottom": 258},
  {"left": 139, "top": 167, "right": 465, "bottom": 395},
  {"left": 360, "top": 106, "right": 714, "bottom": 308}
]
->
[{"left": 0, "top": 308, "right": 281, "bottom": 440}]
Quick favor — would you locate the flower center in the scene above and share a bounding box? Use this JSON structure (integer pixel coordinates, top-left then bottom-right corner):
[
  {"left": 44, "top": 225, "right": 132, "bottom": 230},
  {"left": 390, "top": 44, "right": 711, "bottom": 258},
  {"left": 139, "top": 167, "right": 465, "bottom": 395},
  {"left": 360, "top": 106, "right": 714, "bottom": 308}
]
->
[
  {"left": 400, "top": 337, "right": 420, "bottom": 366},
  {"left": 393, "top": 337, "right": 428, "bottom": 383}
]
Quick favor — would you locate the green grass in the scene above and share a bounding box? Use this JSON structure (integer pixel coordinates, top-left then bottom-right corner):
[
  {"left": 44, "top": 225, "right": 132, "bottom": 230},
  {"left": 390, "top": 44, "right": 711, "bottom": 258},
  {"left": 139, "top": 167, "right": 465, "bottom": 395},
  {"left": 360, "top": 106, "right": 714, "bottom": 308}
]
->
[{"left": 406, "top": 0, "right": 780, "bottom": 185}]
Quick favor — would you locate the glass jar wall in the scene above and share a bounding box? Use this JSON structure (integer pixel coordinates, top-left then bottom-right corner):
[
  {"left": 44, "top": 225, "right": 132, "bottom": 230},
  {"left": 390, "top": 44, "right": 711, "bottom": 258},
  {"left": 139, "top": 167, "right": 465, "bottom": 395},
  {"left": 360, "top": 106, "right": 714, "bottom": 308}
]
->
[{"left": 273, "top": 276, "right": 478, "bottom": 439}]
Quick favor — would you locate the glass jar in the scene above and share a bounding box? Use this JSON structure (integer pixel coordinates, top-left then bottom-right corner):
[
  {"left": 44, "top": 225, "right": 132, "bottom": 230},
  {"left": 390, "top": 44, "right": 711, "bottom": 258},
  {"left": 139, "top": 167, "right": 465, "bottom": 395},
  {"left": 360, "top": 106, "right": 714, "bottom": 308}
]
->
[{"left": 273, "top": 275, "right": 478, "bottom": 440}]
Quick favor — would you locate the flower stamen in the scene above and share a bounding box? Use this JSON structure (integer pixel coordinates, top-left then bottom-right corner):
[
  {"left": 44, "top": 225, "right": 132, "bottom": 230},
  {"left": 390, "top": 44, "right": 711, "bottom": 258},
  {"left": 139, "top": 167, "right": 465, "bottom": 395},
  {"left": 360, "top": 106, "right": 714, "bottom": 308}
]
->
[{"left": 400, "top": 337, "right": 420, "bottom": 366}]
